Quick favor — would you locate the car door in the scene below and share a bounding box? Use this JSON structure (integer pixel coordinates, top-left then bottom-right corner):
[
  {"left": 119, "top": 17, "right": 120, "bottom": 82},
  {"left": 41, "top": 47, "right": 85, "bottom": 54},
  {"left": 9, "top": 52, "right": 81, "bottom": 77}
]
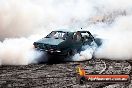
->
[{"left": 72, "top": 32, "right": 83, "bottom": 50}]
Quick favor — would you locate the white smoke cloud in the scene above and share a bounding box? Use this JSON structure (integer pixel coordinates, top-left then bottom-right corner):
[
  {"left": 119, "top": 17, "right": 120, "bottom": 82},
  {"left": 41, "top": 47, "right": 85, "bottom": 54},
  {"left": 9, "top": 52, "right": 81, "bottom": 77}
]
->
[
  {"left": 0, "top": 37, "right": 44, "bottom": 65},
  {"left": 0, "top": 0, "right": 132, "bottom": 64},
  {"left": 70, "top": 0, "right": 132, "bottom": 61},
  {"left": 0, "top": 0, "right": 96, "bottom": 64},
  {"left": 94, "top": 15, "right": 132, "bottom": 60},
  {"left": 0, "top": 0, "right": 45, "bottom": 40},
  {"left": 0, "top": 0, "right": 96, "bottom": 40}
]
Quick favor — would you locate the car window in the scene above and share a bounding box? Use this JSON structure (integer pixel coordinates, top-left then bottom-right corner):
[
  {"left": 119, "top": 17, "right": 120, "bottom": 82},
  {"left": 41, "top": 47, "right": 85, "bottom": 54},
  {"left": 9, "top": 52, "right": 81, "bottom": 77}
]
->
[
  {"left": 73, "top": 32, "right": 82, "bottom": 41},
  {"left": 54, "top": 32, "right": 65, "bottom": 38},
  {"left": 81, "top": 32, "right": 90, "bottom": 41},
  {"left": 46, "top": 31, "right": 67, "bottom": 39},
  {"left": 81, "top": 33, "right": 89, "bottom": 37}
]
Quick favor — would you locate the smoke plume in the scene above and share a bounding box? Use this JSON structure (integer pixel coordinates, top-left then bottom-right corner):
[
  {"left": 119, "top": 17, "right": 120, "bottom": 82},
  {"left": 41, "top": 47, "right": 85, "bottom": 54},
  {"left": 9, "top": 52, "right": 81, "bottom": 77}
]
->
[
  {"left": 0, "top": 0, "right": 132, "bottom": 64},
  {"left": 94, "top": 16, "right": 132, "bottom": 60}
]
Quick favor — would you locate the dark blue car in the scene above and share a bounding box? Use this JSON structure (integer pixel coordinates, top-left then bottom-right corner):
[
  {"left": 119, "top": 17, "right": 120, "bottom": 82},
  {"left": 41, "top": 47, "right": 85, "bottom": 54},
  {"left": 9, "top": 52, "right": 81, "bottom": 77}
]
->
[{"left": 33, "top": 31, "right": 98, "bottom": 56}]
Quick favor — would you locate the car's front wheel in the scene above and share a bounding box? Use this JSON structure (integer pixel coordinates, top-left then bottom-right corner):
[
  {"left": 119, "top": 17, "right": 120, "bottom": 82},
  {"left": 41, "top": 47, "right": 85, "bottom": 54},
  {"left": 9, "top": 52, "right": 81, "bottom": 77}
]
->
[{"left": 67, "top": 49, "right": 78, "bottom": 56}]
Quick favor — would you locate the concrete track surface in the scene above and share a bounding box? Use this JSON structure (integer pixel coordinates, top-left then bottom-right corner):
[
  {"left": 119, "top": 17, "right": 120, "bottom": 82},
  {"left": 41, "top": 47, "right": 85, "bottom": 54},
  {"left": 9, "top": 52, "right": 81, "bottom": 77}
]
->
[{"left": 0, "top": 59, "right": 132, "bottom": 88}]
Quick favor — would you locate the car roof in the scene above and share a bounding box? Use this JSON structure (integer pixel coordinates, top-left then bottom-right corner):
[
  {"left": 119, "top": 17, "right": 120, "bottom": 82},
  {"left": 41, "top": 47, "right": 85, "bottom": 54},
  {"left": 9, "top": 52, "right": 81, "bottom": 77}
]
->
[{"left": 52, "top": 30, "right": 90, "bottom": 33}]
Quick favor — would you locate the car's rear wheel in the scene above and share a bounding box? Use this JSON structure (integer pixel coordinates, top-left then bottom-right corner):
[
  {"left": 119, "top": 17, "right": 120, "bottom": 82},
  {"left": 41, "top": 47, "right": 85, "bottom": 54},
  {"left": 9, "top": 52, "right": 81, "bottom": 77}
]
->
[{"left": 67, "top": 49, "right": 78, "bottom": 56}]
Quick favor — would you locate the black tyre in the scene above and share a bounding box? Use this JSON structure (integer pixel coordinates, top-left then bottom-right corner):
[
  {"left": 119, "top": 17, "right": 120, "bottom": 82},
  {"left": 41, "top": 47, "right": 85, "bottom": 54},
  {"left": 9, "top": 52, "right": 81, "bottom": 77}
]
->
[
  {"left": 71, "top": 49, "right": 78, "bottom": 55},
  {"left": 67, "top": 49, "right": 78, "bottom": 57}
]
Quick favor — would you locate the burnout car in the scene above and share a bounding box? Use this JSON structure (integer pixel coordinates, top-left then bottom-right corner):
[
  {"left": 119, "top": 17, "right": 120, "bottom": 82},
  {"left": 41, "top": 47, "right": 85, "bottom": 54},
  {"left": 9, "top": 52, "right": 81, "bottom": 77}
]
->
[{"left": 33, "top": 30, "right": 97, "bottom": 56}]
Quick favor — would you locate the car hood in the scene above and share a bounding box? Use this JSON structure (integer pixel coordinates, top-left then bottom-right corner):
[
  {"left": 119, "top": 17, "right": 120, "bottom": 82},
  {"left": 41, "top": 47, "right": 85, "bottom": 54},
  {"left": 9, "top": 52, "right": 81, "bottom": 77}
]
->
[{"left": 36, "top": 38, "right": 64, "bottom": 45}]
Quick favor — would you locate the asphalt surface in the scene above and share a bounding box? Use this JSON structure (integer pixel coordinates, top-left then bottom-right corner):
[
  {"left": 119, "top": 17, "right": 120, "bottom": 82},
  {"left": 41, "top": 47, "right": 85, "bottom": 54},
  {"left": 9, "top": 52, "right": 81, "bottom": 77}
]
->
[{"left": 0, "top": 59, "right": 132, "bottom": 88}]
